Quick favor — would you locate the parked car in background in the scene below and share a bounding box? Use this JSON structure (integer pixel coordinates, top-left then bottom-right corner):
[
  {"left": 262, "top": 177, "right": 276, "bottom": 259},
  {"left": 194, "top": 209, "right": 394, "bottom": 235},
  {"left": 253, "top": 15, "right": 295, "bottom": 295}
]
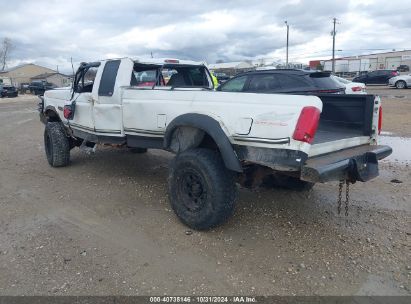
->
[
  {"left": 19, "top": 83, "right": 30, "bottom": 94},
  {"left": 213, "top": 72, "right": 230, "bottom": 84},
  {"left": 0, "top": 85, "right": 18, "bottom": 98},
  {"left": 28, "top": 81, "right": 55, "bottom": 95},
  {"left": 388, "top": 74, "right": 411, "bottom": 89},
  {"left": 331, "top": 75, "right": 366, "bottom": 94},
  {"left": 217, "top": 69, "right": 345, "bottom": 95},
  {"left": 352, "top": 70, "right": 399, "bottom": 85},
  {"left": 397, "top": 65, "right": 409, "bottom": 72}
]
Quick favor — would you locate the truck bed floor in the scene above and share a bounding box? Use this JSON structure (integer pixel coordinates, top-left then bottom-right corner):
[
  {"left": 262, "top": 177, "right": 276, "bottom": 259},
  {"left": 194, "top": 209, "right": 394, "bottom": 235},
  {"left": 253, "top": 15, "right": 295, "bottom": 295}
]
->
[{"left": 313, "top": 121, "right": 364, "bottom": 144}]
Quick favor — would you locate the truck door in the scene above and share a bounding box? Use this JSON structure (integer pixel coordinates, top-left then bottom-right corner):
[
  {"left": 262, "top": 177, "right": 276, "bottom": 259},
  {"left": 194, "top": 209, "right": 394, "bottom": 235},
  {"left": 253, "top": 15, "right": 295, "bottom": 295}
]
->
[
  {"left": 69, "top": 64, "right": 100, "bottom": 132},
  {"left": 92, "top": 59, "right": 134, "bottom": 136}
]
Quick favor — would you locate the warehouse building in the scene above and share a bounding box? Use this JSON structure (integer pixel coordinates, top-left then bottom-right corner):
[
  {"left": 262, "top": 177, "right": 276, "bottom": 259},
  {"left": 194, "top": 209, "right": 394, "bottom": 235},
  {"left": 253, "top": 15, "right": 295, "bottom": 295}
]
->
[
  {"left": 0, "top": 63, "right": 71, "bottom": 87},
  {"left": 31, "top": 72, "right": 71, "bottom": 87},
  {"left": 208, "top": 61, "right": 254, "bottom": 76},
  {"left": 311, "top": 49, "right": 411, "bottom": 74}
]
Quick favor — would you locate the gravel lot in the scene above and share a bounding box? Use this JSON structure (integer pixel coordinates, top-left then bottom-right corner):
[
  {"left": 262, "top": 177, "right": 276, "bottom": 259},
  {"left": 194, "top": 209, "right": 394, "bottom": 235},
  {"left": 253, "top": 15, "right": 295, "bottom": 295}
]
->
[{"left": 0, "top": 88, "right": 410, "bottom": 296}]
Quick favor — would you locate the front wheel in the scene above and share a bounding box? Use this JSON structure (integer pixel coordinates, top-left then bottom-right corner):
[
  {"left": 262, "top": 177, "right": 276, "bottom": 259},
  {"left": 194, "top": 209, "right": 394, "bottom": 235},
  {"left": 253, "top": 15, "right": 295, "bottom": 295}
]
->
[
  {"left": 395, "top": 80, "right": 407, "bottom": 89},
  {"left": 44, "top": 122, "right": 70, "bottom": 167},
  {"left": 168, "top": 148, "right": 238, "bottom": 230}
]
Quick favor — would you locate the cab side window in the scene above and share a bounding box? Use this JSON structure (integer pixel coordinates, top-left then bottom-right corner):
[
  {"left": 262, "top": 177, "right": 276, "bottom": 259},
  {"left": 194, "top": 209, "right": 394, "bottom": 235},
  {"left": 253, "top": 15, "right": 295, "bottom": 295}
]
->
[
  {"left": 76, "top": 67, "right": 98, "bottom": 93},
  {"left": 99, "top": 60, "right": 120, "bottom": 96}
]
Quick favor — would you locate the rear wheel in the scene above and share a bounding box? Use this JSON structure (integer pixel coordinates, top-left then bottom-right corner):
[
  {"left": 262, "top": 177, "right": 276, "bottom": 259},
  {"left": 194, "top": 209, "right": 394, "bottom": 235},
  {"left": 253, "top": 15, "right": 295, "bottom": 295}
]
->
[
  {"left": 44, "top": 122, "right": 70, "bottom": 167},
  {"left": 395, "top": 80, "right": 407, "bottom": 89},
  {"left": 168, "top": 148, "right": 237, "bottom": 230}
]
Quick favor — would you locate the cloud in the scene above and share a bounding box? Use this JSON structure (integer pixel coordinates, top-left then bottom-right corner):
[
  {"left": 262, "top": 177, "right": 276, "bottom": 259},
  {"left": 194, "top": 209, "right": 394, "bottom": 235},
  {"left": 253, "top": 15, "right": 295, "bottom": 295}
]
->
[{"left": 0, "top": 0, "right": 409, "bottom": 73}]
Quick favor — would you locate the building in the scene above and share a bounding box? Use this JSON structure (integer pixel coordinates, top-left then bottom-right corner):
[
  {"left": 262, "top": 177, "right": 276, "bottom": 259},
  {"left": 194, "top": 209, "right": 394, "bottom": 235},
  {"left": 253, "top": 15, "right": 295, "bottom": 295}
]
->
[
  {"left": 0, "top": 63, "right": 68, "bottom": 86},
  {"left": 208, "top": 61, "right": 255, "bottom": 76},
  {"left": 308, "top": 60, "right": 322, "bottom": 70},
  {"left": 30, "top": 72, "right": 71, "bottom": 87},
  {"left": 318, "top": 49, "right": 411, "bottom": 74},
  {"left": 0, "top": 76, "right": 12, "bottom": 85}
]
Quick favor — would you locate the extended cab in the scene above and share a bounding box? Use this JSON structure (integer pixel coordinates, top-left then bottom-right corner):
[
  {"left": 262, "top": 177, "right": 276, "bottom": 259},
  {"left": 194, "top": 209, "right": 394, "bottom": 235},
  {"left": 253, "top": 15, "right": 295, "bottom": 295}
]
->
[{"left": 39, "top": 57, "right": 392, "bottom": 230}]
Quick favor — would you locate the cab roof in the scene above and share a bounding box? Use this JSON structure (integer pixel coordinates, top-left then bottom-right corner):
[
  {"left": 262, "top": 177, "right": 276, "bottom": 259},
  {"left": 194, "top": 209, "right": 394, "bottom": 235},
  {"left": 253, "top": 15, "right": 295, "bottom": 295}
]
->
[{"left": 134, "top": 57, "right": 205, "bottom": 66}]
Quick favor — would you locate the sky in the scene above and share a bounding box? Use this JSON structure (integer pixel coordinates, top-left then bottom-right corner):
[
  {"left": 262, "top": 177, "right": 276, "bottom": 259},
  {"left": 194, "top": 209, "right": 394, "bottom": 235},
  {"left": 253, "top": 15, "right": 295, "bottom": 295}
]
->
[{"left": 1, "top": 0, "right": 410, "bottom": 73}]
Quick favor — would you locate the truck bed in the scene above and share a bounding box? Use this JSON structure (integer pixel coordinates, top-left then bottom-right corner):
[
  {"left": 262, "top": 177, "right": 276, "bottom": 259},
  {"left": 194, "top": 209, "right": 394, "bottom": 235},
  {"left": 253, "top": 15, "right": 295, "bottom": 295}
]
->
[
  {"left": 313, "top": 121, "right": 364, "bottom": 144},
  {"left": 309, "top": 94, "right": 376, "bottom": 156}
]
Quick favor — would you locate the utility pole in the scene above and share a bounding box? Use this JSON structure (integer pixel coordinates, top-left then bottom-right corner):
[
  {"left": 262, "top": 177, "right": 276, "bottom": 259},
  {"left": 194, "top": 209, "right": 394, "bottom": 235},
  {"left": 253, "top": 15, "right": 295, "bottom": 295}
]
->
[
  {"left": 331, "top": 18, "right": 337, "bottom": 73},
  {"left": 285, "top": 21, "right": 289, "bottom": 68}
]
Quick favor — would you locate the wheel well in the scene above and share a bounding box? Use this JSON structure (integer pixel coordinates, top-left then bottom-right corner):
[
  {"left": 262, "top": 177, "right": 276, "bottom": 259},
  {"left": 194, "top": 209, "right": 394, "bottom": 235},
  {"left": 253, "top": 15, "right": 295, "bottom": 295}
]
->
[
  {"left": 45, "top": 109, "right": 61, "bottom": 122},
  {"left": 167, "top": 125, "right": 242, "bottom": 173},
  {"left": 198, "top": 133, "right": 219, "bottom": 150},
  {"left": 169, "top": 126, "right": 208, "bottom": 153},
  {"left": 165, "top": 113, "right": 243, "bottom": 172}
]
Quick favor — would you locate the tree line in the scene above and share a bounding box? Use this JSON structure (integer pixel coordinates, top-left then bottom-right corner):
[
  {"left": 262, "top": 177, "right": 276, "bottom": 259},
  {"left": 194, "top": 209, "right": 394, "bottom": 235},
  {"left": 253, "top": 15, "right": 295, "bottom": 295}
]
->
[{"left": 0, "top": 37, "right": 13, "bottom": 71}]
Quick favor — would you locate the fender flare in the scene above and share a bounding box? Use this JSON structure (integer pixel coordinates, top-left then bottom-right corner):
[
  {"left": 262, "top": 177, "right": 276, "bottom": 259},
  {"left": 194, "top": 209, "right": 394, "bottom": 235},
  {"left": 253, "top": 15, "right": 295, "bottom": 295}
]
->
[
  {"left": 41, "top": 105, "right": 62, "bottom": 123},
  {"left": 164, "top": 113, "right": 242, "bottom": 172},
  {"left": 44, "top": 105, "right": 60, "bottom": 117}
]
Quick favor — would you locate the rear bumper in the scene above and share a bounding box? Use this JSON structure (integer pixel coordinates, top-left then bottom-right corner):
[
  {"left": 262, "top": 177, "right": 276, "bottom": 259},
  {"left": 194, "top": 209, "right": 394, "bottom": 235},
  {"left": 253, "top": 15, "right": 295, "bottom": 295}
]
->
[{"left": 301, "top": 145, "right": 392, "bottom": 183}]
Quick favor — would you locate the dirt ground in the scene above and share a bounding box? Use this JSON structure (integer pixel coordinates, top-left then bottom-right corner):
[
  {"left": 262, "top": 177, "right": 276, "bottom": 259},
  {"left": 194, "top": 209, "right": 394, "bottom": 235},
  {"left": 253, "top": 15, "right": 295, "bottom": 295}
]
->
[
  {"left": 367, "top": 86, "right": 411, "bottom": 137},
  {"left": 0, "top": 89, "right": 410, "bottom": 296}
]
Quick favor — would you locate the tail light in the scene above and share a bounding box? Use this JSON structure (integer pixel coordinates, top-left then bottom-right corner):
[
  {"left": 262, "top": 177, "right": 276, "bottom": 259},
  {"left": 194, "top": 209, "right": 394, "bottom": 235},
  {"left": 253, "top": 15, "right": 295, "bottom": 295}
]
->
[
  {"left": 378, "top": 106, "right": 382, "bottom": 135},
  {"left": 351, "top": 86, "right": 362, "bottom": 92},
  {"left": 63, "top": 104, "right": 75, "bottom": 120},
  {"left": 293, "top": 106, "right": 321, "bottom": 144}
]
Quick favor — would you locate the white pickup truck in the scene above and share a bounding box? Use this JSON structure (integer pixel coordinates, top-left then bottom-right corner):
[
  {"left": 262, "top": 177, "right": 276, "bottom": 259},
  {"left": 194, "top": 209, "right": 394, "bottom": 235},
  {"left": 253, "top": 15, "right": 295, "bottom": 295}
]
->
[{"left": 39, "top": 57, "right": 392, "bottom": 230}]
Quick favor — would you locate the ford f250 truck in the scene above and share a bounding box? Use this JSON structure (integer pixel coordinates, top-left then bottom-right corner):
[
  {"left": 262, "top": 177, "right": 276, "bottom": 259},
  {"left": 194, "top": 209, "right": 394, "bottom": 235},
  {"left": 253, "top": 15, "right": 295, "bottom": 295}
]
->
[{"left": 39, "top": 57, "right": 392, "bottom": 230}]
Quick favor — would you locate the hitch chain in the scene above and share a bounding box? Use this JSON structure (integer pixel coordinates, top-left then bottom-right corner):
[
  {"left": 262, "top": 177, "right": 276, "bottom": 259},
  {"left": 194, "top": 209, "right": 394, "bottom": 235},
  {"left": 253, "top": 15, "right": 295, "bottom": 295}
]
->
[{"left": 337, "top": 180, "right": 350, "bottom": 216}]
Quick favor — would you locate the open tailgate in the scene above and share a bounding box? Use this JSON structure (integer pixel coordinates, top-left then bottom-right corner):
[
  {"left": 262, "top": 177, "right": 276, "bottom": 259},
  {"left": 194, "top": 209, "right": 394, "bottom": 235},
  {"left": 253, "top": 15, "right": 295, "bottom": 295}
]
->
[{"left": 301, "top": 145, "right": 392, "bottom": 183}]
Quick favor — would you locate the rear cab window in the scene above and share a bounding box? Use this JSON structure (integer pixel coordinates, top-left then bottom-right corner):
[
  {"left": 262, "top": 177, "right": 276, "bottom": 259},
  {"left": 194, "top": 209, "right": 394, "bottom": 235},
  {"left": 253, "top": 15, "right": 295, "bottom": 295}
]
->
[
  {"left": 131, "top": 63, "right": 212, "bottom": 89},
  {"left": 131, "top": 69, "right": 159, "bottom": 87}
]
